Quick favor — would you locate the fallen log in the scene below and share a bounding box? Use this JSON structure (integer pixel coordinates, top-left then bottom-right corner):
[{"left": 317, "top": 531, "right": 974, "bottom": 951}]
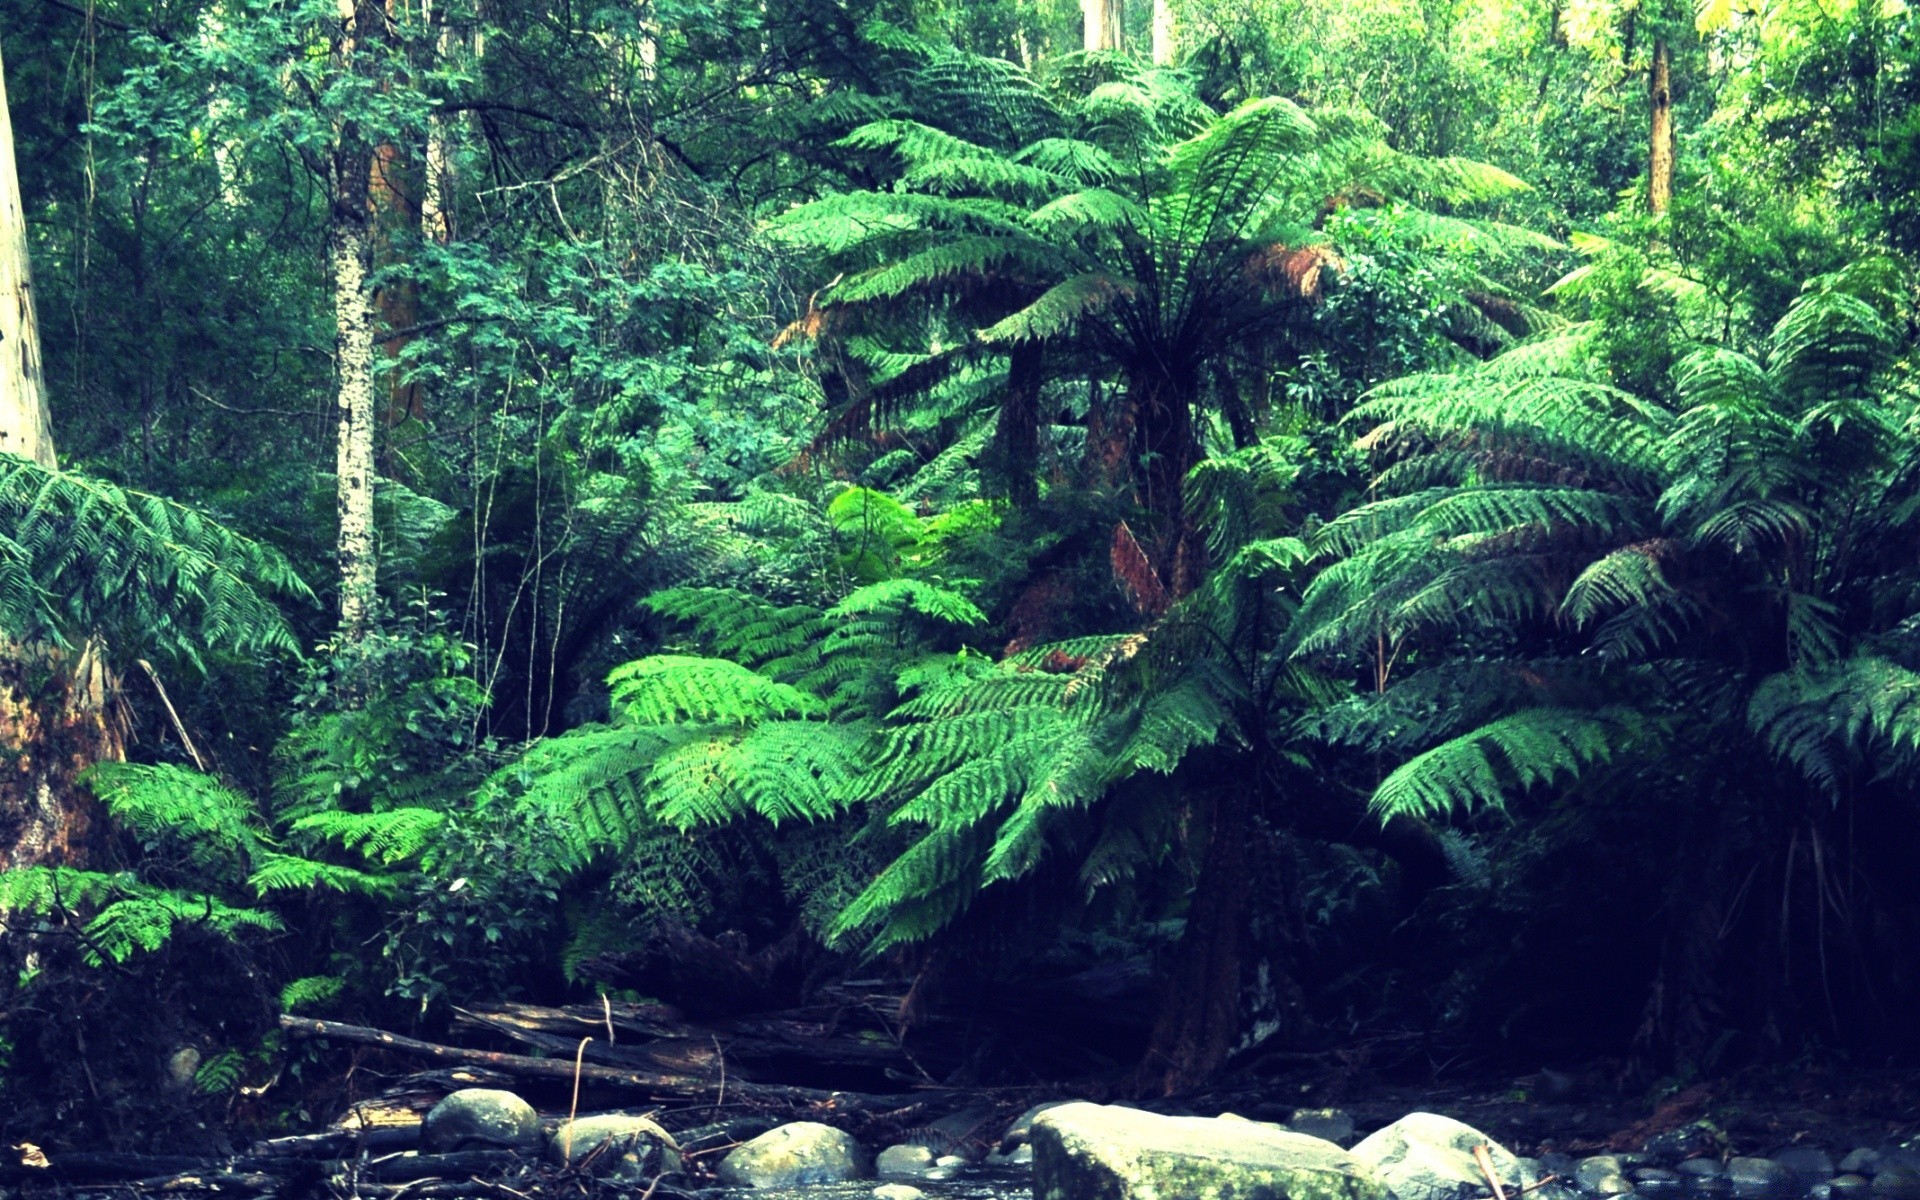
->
[
  {"left": 363, "top": 1151, "right": 523, "bottom": 1183},
  {"left": 280, "top": 1015, "right": 918, "bottom": 1111},
  {"left": 252, "top": 1127, "right": 419, "bottom": 1158}
]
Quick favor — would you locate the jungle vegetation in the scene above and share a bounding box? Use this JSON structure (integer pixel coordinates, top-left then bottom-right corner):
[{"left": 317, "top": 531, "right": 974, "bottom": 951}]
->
[{"left": 0, "top": 0, "right": 1915, "bottom": 1142}]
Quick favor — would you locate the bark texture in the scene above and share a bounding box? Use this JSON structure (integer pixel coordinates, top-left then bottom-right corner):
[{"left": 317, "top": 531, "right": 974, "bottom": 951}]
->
[
  {"left": 0, "top": 41, "right": 54, "bottom": 470},
  {"left": 331, "top": 0, "right": 381, "bottom": 642},
  {"left": 998, "top": 341, "right": 1043, "bottom": 508},
  {"left": 1125, "top": 363, "right": 1201, "bottom": 596},
  {"left": 1649, "top": 38, "right": 1674, "bottom": 216},
  {"left": 1137, "top": 786, "right": 1256, "bottom": 1093},
  {"left": 1083, "top": 0, "right": 1122, "bottom": 52},
  {"left": 1152, "top": 0, "right": 1175, "bottom": 64}
]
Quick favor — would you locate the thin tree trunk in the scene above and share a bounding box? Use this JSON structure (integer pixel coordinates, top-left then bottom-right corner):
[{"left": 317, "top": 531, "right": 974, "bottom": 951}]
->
[
  {"left": 1083, "top": 0, "right": 1122, "bottom": 52},
  {"left": 331, "top": 0, "right": 380, "bottom": 642},
  {"left": 1152, "top": 0, "right": 1175, "bottom": 64},
  {"left": 1649, "top": 38, "right": 1673, "bottom": 216},
  {"left": 419, "top": 0, "right": 455, "bottom": 244},
  {"left": 371, "top": 141, "right": 423, "bottom": 426},
  {"left": 0, "top": 39, "right": 120, "bottom": 870}
]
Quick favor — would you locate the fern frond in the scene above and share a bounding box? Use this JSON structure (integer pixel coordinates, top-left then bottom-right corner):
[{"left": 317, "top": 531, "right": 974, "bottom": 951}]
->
[
  {"left": 609, "top": 656, "right": 825, "bottom": 725},
  {"left": 1371, "top": 707, "right": 1637, "bottom": 820}
]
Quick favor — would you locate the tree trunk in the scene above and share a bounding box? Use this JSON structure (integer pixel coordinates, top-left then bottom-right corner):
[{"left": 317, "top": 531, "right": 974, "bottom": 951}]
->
[
  {"left": 1124, "top": 363, "right": 1200, "bottom": 596},
  {"left": 1649, "top": 38, "right": 1673, "bottom": 216},
  {"left": 331, "top": 0, "right": 380, "bottom": 642},
  {"left": 371, "top": 140, "right": 424, "bottom": 426},
  {"left": 1152, "top": 0, "right": 1175, "bottom": 65},
  {"left": 1083, "top": 0, "right": 1122, "bottom": 52},
  {"left": 0, "top": 40, "right": 121, "bottom": 870},
  {"left": 419, "top": 0, "right": 453, "bottom": 245},
  {"left": 998, "top": 341, "right": 1043, "bottom": 508},
  {"left": 0, "top": 41, "right": 54, "bottom": 471},
  {"left": 1137, "top": 784, "right": 1256, "bottom": 1094}
]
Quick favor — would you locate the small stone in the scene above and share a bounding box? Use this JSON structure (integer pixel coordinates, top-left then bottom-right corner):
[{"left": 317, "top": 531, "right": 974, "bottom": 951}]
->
[
  {"left": 717, "top": 1121, "right": 864, "bottom": 1188},
  {"left": 1730, "top": 1158, "right": 1792, "bottom": 1199},
  {"left": 876, "top": 1145, "right": 936, "bottom": 1180},
  {"left": 1646, "top": 1125, "right": 1726, "bottom": 1163},
  {"left": 1292, "top": 1109, "right": 1359, "bottom": 1147},
  {"left": 1779, "top": 1151, "right": 1838, "bottom": 1180},
  {"left": 1682, "top": 1161, "right": 1730, "bottom": 1178},
  {"left": 873, "top": 1186, "right": 924, "bottom": 1200},
  {"left": 1872, "top": 1168, "right": 1920, "bottom": 1200},
  {"left": 167, "top": 1047, "right": 202, "bottom": 1089},
  {"left": 1577, "top": 1156, "right": 1634, "bottom": 1196},
  {"left": 1841, "top": 1154, "right": 1883, "bottom": 1178},
  {"left": 1636, "top": 1169, "right": 1681, "bottom": 1183},
  {"left": 422, "top": 1089, "right": 542, "bottom": 1154},
  {"left": 926, "top": 1155, "right": 967, "bottom": 1181},
  {"left": 1834, "top": 1176, "right": 1872, "bottom": 1195}
]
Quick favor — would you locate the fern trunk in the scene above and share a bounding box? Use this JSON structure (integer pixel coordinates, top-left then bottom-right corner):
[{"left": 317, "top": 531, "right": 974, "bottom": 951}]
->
[
  {"left": 1125, "top": 363, "right": 1201, "bottom": 596},
  {"left": 998, "top": 341, "right": 1043, "bottom": 508},
  {"left": 1138, "top": 783, "right": 1256, "bottom": 1094}
]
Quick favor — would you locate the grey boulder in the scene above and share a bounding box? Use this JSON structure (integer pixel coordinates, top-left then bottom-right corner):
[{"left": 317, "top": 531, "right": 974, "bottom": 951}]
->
[
  {"left": 717, "top": 1121, "right": 864, "bottom": 1188},
  {"left": 1352, "top": 1112, "right": 1532, "bottom": 1200},
  {"left": 1032, "top": 1101, "right": 1383, "bottom": 1200},
  {"left": 548, "top": 1114, "right": 677, "bottom": 1183},
  {"left": 876, "top": 1145, "right": 937, "bottom": 1180},
  {"left": 421, "top": 1088, "right": 542, "bottom": 1154}
]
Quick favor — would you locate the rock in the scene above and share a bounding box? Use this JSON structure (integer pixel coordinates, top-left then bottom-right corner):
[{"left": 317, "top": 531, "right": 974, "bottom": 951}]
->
[
  {"left": 1681, "top": 1161, "right": 1729, "bottom": 1178},
  {"left": 1729, "top": 1158, "right": 1792, "bottom": 1199},
  {"left": 1004, "top": 1101, "right": 1078, "bottom": 1152},
  {"left": 1841, "top": 1154, "right": 1883, "bottom": 1178},
  {"left": 167, "top": 1047, "right": 202, "bottom": 1089},
  {"left": 877, "top": 1145, "right": 937, "bottom": 1180},
  {"left": 1778, "top": 1151, "right": 1839, "bottom": 1180},
  {"left": 1033, "top": 1102, "right": 1382, "bottom": 1200},
  {"left": 1576, "top": 1156, "right": 1634, "bottom": 1196},
  {"left": 548, "top": 1114, "right": 676, "bottom": 1183},
  {"left": 421, "top": 1089, "right": 542, "bottom": 1154},
  {"left": 717, "top": 1121, "right": 864, "bottom": 1188},
  {"left": 1833, "top": 1176, "right": 1872, "bottom": 1196},
  {"left": 1352, "top": 1113, "right": 1532, "bottom": 1200},
  {"left": 873, "top": 1187, "right": 925, "bottom": 1200},
  {"left": 1646, "top": 1125, "right": 1726, "bottom": 1163},
  {"left": 1872, "top": 1168, "right": 1920, "bottom": 1200},
  {"left": 927, "top": 1155, "right": 968, "bottom": 1181},
  {"left": 1636, "top": 1169, "right": 1682, "bottom": 1184},
  {"left": 1293, "top": 1110, "right": 1360, "bottom": 1148},
  {"left": 985, "top": 1144, "right": 1036, "bottom": 1167},
  {"left": 675, "top": 1116, "right": 781, "bottom": 1157}
]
